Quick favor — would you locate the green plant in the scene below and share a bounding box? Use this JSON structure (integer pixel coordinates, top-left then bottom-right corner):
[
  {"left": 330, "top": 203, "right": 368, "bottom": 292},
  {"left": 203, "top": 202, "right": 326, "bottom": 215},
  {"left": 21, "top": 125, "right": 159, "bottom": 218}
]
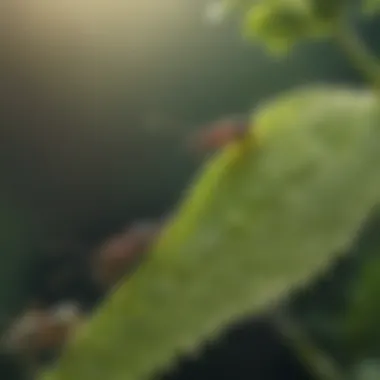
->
[{"left": 39, "top": 1, "right": 380, "bottom": 380}]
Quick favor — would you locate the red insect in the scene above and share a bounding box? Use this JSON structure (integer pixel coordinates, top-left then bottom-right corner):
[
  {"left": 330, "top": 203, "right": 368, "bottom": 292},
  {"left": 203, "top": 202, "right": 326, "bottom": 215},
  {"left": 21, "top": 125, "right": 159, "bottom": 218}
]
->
[{"left": 189, "top": 115, "right": 250, "bottom": 153}]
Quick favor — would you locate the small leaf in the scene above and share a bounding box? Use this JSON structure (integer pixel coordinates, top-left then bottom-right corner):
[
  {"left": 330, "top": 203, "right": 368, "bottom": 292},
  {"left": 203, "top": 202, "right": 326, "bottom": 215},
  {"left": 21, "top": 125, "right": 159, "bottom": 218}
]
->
[
  {"left": 39, "top": 86, "right": 380, "bottom": 380},
  {"left": 242, "top": 1, "right": 331, "bottom": 54}
]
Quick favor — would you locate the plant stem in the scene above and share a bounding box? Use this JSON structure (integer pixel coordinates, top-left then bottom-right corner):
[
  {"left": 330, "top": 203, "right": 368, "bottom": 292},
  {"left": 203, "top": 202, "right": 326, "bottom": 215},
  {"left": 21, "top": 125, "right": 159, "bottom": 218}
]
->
[
  {"left": 274, "top": 310, "right": 344, "bottom": 380},
  {"left": 334, "top": 15, "right": 380, "bottom": 88}
]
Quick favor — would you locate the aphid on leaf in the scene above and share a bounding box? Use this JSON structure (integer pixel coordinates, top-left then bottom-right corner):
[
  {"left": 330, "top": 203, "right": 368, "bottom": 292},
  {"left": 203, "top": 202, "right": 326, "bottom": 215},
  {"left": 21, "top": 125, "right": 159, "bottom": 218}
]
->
[
  {"left": 92, "top": 220, "right": 163, "bottom": 290},
  {"left": 189, "top": 115, "right": 251, "bottom": 154},
  {"left": 1, "top": 302, "right": 83, "bottom": 362}
]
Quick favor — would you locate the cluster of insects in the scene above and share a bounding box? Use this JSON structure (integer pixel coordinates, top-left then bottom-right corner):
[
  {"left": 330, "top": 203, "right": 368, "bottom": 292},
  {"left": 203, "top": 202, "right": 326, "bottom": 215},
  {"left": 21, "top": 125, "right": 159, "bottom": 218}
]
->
[
  {"left": 0, "top": 115, "right": 252, "bottom": 372},
  {"left": 1, "top": 221, "right": 162, "bottom": 364}
]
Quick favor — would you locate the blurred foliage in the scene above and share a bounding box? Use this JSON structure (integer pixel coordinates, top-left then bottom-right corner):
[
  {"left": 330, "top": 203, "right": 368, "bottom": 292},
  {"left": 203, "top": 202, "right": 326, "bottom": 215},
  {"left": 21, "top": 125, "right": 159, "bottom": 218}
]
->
[
  {"left": 242, "top": 0, "right": 335, "bottom": 54},
  {"left": 1, "top": 0, "right": 371, "bottom": 326},
  {"left": 287, "top": 210, "right": 380, "bottom": 375},
  {"left": 39, "top": 86, "right": 380, "bottom": 380},
  {"left": 36, "top": 1, "right": 380, "bottom": 380},
  {"left": 363, "top": 0, "right": 380, "bottom": 14},
  {"left": 2, "top": 1, "right": 380, "bottom": 380}
]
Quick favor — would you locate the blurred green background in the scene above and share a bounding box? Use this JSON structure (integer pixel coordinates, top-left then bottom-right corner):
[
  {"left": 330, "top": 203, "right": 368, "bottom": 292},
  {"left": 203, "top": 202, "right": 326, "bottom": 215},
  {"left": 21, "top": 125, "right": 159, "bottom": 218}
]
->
[{"left": 0, "top": 0, "right": 379, "bottom": 377}]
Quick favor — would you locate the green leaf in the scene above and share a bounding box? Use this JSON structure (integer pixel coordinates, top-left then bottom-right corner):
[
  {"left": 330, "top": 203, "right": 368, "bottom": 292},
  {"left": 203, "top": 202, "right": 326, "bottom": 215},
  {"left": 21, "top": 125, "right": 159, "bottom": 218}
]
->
[
  {"left": 39, "top": 86, "right": 380, "bottom": 380},
  {"left": 242, "top": 1, "right": 331, "bottom": 54}
]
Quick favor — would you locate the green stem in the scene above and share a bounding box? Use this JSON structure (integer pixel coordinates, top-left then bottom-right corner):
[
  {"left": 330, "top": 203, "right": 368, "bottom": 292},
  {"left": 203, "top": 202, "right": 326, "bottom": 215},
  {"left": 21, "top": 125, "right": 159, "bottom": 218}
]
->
[
  {"left": 334, "top": 15, "right": 380, "bottom": 88},
  {"left": 274, "top": 310, "right": 344, "bottom": 380}
]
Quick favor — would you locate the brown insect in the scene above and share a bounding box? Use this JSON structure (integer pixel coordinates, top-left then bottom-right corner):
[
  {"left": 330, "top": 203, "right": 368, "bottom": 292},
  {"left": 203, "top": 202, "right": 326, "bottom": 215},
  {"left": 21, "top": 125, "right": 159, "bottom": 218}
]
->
[
  {"left": 1, "top": 302, "right": 83, "bottom": 363},
  {"left": 189, "top": 115, "right": 251, "bottom": 153},
  {"left": 92, "top": 220, "right": 163, "bottom": 290}
]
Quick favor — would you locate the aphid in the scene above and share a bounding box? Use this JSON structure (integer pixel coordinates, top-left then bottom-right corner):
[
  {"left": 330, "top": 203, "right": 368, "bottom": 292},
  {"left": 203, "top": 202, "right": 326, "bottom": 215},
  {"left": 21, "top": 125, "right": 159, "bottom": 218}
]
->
[
  {"left": 1, "top": 302, "right": 83, "bottom": 362},
  {"left": 92, "top": 220, "right": 162, "bottom": 290},
  {"left": 189, "top": 115, "right": 251, "bottom": 153}
]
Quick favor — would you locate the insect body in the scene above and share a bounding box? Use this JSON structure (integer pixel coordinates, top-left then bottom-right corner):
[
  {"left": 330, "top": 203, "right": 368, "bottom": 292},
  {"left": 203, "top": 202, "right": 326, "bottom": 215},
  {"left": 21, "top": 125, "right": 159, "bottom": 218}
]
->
[
  {"left": 1, "top": 302, "right": 83, "bottom": 363},
  {"left": 190, "top": 115, "right": 251, "bottom": 153},
  {"left": 92, "top": 220, "right": 162, "bottom": 290}
]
